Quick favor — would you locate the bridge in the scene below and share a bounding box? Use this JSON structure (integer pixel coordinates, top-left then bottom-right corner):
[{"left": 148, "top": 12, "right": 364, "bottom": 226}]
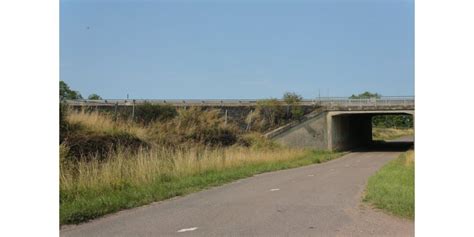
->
[{"left": 65, "top": 96, "right": 414, "bottom": 151}]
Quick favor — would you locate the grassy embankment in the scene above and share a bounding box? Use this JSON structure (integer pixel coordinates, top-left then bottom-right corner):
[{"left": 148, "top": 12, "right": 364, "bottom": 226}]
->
[
  {"left": 372, "top": 127, "right": 414, "bottom": 141},
  {"left": 364, "top": 150, "right": 414, "bottom": 219},
  {"left": 60, "top": 109, "right": 342, "bottom": 225}
]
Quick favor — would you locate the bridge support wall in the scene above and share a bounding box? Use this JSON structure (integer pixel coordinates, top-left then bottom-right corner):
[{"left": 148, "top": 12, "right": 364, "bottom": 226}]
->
[
  {"left": 272, "top": 110, "right": 414, "bottom": 151},
  {"left": 273, "top": 113, "right": 328, "bottom": 149}
]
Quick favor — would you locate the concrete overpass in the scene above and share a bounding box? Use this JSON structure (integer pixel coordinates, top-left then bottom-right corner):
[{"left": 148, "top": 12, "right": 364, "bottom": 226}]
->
[
  {"left": 65, "top": 97, "right": 414, "bottom": 151},
  {"left": 264, "top": 98, "right": 414, "bottom": 151}
]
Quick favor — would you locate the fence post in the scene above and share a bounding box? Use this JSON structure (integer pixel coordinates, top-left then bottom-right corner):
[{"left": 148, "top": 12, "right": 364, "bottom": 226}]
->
[
  {"left": 224, "top": 109, "right": 228, "bottom": 125},
  {"left": 246, "top": 110, "right": 253, "bottom": 131},
  {"left": 114, "top": 102, "right": 118, "bottom": 122},
  {"left": 131, "top": 99, "right": 135, "bottom": 121}
]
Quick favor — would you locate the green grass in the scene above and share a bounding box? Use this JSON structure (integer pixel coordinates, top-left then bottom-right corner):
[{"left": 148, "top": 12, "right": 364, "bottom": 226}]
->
[
  {"left": 60, "top": 150, "right": 342, "bottom": 225},
  {"left": 364, "top": 150, "right": 414, "bottom": 219}
]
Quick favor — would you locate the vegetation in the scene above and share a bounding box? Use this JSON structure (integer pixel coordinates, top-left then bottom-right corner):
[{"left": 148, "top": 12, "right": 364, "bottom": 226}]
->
[
  {"left": 148, "top": 107, "right": 238, "bottom": 147},
  {"left": 87, "top": 93, "right": 102, "bottom": 100},
  {"left": 60, "top": 81, "right": 83, "bottom": 100},
  {"left": 60, "top": 147, "right": 341, "bottom": 224},
  {"left": 60, "top": 106, "right": 342, "bottom": 224},
  {"left": 60, "top": 141, "right": 340, "bottom": 224},
  {"left": 133, "top": 102, "right": 177, "bottom": 124},
  {"left": 372, "top": 115, "right": 413, "bottom": 128},
  {"left": 350, "top": 91, "right": 381, "bottom": 99},
  {"left": 372, "top": 127, "right": 414, "bottom": 141},
  {"left": 61, "top": 109, "right": 148, "bottom": 160},
  {"left": 283, "top": 91, "right": 304, "bottom": 120},
  {"left": 248, "top": 92, "right": 306, "bottom": 132},
  {"left": 350, "top": 91, "right": 414, "bottom": 130},
  {"left": 364, "top": 150, "right": 414, "bottom": 219}
]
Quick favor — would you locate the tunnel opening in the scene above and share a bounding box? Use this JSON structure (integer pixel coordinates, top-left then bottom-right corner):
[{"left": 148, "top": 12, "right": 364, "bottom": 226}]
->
[
  {"left": 329, "top": 111, "right": 414, "bottom": 152},
  {"left": 368, "top": 113, "right": 414, "bottom": 151}
]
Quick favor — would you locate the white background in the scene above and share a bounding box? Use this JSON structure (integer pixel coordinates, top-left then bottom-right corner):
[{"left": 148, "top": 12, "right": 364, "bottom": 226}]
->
[{"left": 1, "top": 0, "right": 473, "bottom": 236}]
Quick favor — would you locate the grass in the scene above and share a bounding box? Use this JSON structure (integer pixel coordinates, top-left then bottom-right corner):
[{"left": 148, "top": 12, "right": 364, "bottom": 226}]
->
[
  {"left": 60, "top": 146, "right": 342, "bottom": 225},
  {"left": 66, "top": 109, "right": 148, "bottom": 139},
  {"left": 364, "top": 150, "right": 414, "bottom": 219},
  {"left": 372, "top": 127, "right": 414, "bottom": 141}
]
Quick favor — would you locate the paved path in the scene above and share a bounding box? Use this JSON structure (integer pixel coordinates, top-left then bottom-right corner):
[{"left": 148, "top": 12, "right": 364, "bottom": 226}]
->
[{"left": 61, "top": 144, "right": 414, "bottom": 237}]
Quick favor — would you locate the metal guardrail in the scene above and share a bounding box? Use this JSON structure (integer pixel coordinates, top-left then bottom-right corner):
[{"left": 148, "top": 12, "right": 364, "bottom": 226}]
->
[{"left": 65, "top": 96, "right": 414, "bottom": 107}]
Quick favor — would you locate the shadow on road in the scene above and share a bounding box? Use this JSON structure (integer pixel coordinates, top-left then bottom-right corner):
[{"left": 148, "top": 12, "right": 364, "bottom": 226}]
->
[{"left": 352, "top": 136, "right": 414, "bottom": 152}]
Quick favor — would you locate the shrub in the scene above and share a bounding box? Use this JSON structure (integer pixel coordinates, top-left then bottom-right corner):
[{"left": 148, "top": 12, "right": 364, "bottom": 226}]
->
[
  {"left": 134, "top": 102, "right": 177, "bottom": 124},
  {"left": 61, "top": 110, "right": 149, "bottom": 160},
  {"left": 249, "top": 99, "right": 286, "bottom": 132},
  {"left": 64, "top": 131, "right": 149, "bottom": 161},
  {"left": 236, "top": 132, "right": 280, "bottom": 149},
  {"left": 283, "top": 92, "right": 303, "bottom": 104},
  {"left": 148, "top": 107, "right": 239, "bottom": 147},
  {"left": 283, "top": 92, "right": 304, "bottom": 121}
]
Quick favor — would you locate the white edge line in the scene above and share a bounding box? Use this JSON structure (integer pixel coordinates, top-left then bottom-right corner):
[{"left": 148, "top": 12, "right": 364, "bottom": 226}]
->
[{"left": 177, "top": 227, "right": 198, "bottom": 233}]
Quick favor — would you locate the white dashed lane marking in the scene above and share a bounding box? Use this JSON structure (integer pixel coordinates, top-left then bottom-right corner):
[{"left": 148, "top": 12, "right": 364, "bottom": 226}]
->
[
  {"left": 177, "top": 227, "right": 198, "bottom": 233},
  {"left": 270, "top": 188, "right": 280, "bottom": 192}
]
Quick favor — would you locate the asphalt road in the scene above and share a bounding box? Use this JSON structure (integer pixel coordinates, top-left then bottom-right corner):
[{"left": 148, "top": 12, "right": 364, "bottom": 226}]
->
[{"left": 61, "top": 140, "right": 414, "bottom": 237}]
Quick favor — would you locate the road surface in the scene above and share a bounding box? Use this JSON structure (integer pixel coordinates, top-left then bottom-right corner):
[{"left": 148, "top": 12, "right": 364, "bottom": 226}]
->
[{"left": 61, "top": 141, "right": 414, "bottom": 237}]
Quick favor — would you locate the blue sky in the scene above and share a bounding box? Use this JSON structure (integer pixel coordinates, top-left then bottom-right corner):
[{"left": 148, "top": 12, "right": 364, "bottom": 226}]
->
[{"left": 60, "top": 0, "right": 413, "bottom": 99}]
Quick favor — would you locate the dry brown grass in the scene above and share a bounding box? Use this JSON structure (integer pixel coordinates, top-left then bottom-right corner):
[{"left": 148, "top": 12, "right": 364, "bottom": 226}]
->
[
  {"left": 60, "top": 146, "right": 307, "bottom": 192},
  {"left": 66, "top": 109, "right": 148, "bottom": 139},
  {"left": 404, "top": 150, "right": 414, "bottom": 167},
  {"left": 372, "top": 127, "right": 414, "bottom": 141}
]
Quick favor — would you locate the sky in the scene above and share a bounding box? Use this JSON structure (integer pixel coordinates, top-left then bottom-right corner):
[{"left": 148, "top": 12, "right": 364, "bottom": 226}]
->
[{"left": 60, "top": 0, "right": 414, "bottom": 99}]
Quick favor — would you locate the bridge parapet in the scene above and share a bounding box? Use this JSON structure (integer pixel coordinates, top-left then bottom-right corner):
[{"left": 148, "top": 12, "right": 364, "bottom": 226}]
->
[{"left": 65, "top": 96, "right": 414, "bottom": 107}]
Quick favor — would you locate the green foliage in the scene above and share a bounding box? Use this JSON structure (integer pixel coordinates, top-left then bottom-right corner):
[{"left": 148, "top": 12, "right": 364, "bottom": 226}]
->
[
  {"left": 283, "top": 92, "right": 303, "bottom": 104},
  {"left": 249, "top": 93, "right": 306, "bottom": 132},
  {"left": 60, "top": 103, "right": 82, "bottom": 143},
  {"left": 283, "top": 92, "right": 304, "bottom": 121},
  {"left": 60, "top": 102, "right": 68, "bottom": 142},
  {"left": 350, "top": 91, "right": 381, "bottom": 99},
  {"left": 60, "top": 80, "right": 83, "bottom": 100},
  {"left": 252, "top": 99, "right": 286, "bottom": 131},
  {"left": 364, "top": 151, "right": 414, "bottom": 218},
  {"left": 134, "top": 102, "right": 177, "bottom": 124},
  {"left": 87, "top": 93, "right": 102, "bottom": 100},
  {"left": 372, "top": 115, "right": 413, "bottom": 128}
]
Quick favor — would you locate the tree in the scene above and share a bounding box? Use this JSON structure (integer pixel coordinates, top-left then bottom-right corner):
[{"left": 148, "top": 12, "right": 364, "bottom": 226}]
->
[
  {"left": 283, "top": 92, "right": 304, "bottom": 120},
  {"left": 60, "top": 81, "right": 83, "bottom": 100},
  {"left": 283, "top": 92, "right": 303, "bottom": 104},
  {"left": 88, "top": 93, "right": 102, "bottom": 100},
  {"left": 349, "top": 91, "right": 381, "bottom": 99}
]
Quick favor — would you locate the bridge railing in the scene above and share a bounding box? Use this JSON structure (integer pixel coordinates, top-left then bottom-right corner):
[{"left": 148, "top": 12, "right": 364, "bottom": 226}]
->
[{"left": 64, "top": 96, "right": 414, "bottom": 107}]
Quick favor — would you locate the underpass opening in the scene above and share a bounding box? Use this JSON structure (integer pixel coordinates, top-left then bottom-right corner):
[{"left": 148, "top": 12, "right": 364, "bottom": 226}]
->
[{"left": 328, "top": 111, "right": 414, "bottom": 151}]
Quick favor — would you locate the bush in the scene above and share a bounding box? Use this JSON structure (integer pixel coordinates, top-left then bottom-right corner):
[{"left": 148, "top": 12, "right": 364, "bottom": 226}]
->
[
  {"left": 63, "top": 131, "right": 149, "bottom": 161},
  {"left": 283, "top": 92, "right": 304, "bottom": 121},
  {"left": 236, "top": 132, "right": 279, "bottom": 149},
  {"left": 148, "top": 107, "right": 239, "bottom": 147},
  {"left": 249, "top": 99, "right": 286, "bottom": 132},
  {"left": 134, "top": 102, "right": 177, "bottom": 124}
]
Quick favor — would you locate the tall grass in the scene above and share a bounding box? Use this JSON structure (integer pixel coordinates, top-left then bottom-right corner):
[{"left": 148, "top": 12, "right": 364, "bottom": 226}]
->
[
  {"left": 364, "top": 150, "right": 415, "bottom": 219},
  {"left": 66, "top": 109, "right": 147, "bottom": 139},
  {"left": 60, "top": 107, "right": 342, "bottom": 224},
  {"left": 60, "top": 146, "right": 340, "bottom": 224}
]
